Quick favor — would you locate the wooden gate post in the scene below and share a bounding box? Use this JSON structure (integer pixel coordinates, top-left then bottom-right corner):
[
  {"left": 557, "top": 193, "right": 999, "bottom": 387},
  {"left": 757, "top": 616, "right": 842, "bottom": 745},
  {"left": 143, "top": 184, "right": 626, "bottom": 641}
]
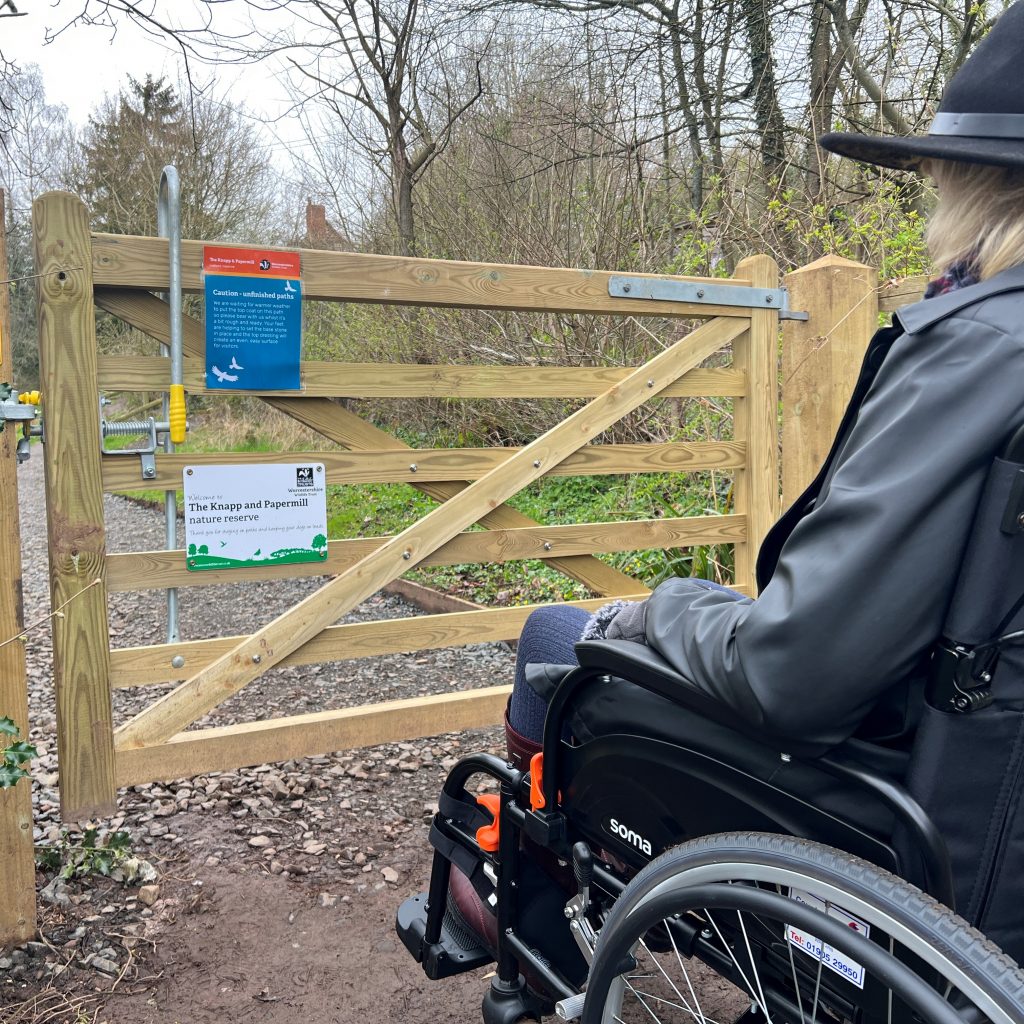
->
[
  {"left": 732, "top": 255, "right": 781, "bottom": 594},
  {"left": 781, "top": 256, "right": 879, "bottom": 508},
  {"left": 33, "top": 192, "right": 117, "bottom": 820},
  {"left": 0, "top": 189, "right": 37, "bottom": 946}
]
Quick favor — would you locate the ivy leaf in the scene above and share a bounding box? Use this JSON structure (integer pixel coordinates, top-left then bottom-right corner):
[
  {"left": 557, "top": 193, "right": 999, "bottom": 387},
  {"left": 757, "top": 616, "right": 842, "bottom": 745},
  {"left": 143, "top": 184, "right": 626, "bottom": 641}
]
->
[
  {"left": 107, "top": 831, "right": 132, "bottom": 851},
  {"left": 81, "top": 826, "right": 98, "bottom": 848},
  {"left": 35, "top": 846, "right": 61, "bottom": 872},
  {"left": 0, "top": 717, "right": 19, "bottom": 738},
  {"left": 5, "top": 740, "right": 36, "bottom": 765},
  {"left": 0, "top": 763, "right": 27, "bottom": 787}
]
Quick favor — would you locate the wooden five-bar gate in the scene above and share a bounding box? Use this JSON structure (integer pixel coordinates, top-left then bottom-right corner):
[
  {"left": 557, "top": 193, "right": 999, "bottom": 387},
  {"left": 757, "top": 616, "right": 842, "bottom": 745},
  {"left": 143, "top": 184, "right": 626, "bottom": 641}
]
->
[
  {"left": 1, "top": 186, "right": 924, "bottom": 944},
  {"left": 30, "top": 190, "right": 780, "bottom": 824}
]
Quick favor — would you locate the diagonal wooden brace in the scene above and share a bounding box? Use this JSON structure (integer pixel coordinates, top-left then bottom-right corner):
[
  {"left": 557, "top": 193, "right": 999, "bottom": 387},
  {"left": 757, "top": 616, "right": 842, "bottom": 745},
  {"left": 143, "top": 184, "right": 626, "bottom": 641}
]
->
[
  {"left": 114, "top": 314, "right": 747, "bottom": 749},
  {"left": 95, "top": 288, "right": 644, "bottom": 598}
]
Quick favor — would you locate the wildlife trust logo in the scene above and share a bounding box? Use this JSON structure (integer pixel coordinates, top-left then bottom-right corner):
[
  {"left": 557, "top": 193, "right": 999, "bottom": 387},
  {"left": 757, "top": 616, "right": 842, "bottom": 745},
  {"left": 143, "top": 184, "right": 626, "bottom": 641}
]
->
[
  {"left": 295, "top": 466, "right": 314, "bottom": 487},
  {"left": 603, "top": 816, "right": 653, "bottom": 857}
]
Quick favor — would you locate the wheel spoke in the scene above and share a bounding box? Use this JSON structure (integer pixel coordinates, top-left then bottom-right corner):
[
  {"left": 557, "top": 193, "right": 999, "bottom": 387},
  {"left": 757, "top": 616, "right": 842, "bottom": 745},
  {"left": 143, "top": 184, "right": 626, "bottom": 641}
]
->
[
  {"left": 705, "top": 910, "right": 774, "bottom": 1021},
  {"left": 622, "top": 976, "right": 667, "bottom": 1024},
  {"left": 736, "top": 910, "right": 773, "bottom": 1024},
  {"left": 630, "top": 987, "right": 717, "bottom": 1019},
  {"left": 667, "top": 917, "right": 712, "bottom": 1024},
  {"left": 786, "top": 927, "right": 807, "bottom": 1024},
  {"left": 637, "top": 936, "right": 708, "bottom": 1023},
  {"left": 808, "top": 944, "right": 824, "bottom": 1024}
]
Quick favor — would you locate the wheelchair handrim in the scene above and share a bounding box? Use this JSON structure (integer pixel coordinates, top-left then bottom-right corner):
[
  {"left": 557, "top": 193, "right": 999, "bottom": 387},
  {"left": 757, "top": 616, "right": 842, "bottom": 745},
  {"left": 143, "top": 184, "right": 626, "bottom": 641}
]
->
[{"left": 624, "top": 860, "right": 1017, "bottom": 1024}]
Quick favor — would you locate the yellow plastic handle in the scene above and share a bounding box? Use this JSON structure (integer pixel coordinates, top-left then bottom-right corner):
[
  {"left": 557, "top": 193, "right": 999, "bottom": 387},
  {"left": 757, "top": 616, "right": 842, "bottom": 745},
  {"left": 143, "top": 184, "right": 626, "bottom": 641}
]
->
[{"left": 169, "top": 384, "right": 186, "bottom": 444}]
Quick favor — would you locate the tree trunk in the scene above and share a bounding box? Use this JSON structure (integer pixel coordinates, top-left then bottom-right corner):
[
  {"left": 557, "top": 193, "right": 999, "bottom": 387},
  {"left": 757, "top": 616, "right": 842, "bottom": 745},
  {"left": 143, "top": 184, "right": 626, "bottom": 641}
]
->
[
  {"left": 805, "top": 1, "right": 839, "bottom": 198},
  {"left": 667, "top": 5, "right": 707, "bottom": 211},
  {"left": 740, "top": 0, "right": 786, "bottom": 184}
]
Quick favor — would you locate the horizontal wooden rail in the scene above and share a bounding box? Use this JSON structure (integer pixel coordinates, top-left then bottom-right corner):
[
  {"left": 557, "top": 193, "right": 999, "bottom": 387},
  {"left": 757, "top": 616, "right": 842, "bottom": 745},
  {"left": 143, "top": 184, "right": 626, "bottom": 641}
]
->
[
  {"left": 106, "top": 515, "right": 746, "bottom": 592},
  {"left": 114, "top": 687, "right": 514, "bottom": 787},
  {"left": 878, "top": 276, "right": 927, "bottom": 312},
  {"left": 98, "top": 355, "right": 746, "bottom": 399},
  {"left": 109, "top": 594, "right": 649, "bottom": 685},
  {"left": 92, "top": 233, "right": 756, "bottom": 318},
  {"left": 102, "top": 442, "right": 745, "bottom": 492}
]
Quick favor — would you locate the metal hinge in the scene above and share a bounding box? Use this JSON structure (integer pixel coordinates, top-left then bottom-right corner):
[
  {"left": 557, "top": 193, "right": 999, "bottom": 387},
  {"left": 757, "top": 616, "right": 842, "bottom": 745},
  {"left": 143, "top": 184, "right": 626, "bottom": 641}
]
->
[{"left": 609, "top": 276, "right": 809, "bottom": 321}]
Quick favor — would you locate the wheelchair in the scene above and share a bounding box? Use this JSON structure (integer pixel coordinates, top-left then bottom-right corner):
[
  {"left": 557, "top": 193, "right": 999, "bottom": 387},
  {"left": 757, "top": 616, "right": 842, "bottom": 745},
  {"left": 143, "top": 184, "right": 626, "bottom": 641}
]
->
[{"left": 397, "top": 431, "right": 1024, "bottom": 1024}]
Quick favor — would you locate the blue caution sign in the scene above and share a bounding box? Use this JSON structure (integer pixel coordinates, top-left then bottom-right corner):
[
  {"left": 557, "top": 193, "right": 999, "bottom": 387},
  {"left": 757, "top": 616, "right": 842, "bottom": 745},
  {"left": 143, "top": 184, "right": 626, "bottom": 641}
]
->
[{"left": 204, "top": 244, "right": 303, "bottom": 391}]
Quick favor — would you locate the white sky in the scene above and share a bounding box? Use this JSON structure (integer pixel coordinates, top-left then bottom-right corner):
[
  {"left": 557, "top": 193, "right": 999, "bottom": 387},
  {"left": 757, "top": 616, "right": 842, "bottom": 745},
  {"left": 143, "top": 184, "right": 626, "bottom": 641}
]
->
[
  {"left": 1, "top": 1, "right": 314, "bottom": 167},
  {"left": 4, "top": 4, "right": 194, "bottom": 123}
]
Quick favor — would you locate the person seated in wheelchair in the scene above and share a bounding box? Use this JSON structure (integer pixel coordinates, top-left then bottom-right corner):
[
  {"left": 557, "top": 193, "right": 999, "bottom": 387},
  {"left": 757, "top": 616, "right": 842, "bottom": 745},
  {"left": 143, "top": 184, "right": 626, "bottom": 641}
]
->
[{"left": 399, "top": 8, "right": 1024, "bottom": 1023}]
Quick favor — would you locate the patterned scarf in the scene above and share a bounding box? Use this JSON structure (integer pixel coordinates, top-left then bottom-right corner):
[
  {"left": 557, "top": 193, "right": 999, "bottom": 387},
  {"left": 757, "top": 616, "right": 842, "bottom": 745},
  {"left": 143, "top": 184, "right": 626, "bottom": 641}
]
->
[{"left": 924, "top": 257, "right": 980, "bottom": 299}]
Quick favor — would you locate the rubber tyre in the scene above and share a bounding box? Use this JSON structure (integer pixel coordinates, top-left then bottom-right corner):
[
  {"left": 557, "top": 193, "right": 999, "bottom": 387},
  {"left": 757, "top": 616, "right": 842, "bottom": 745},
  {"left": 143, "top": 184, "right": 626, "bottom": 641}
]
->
[{"left": 584, "top": 831, "right": 1024, "bottom": 1024}]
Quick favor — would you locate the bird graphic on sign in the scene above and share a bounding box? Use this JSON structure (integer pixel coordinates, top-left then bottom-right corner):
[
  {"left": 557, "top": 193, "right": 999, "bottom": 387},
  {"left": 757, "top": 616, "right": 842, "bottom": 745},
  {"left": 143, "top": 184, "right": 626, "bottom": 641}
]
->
[
  {"left": 210, "top": 365, "right": 239, "bottom": 383},
  {"left": 228, "top": 356, "right": 244, "bottom": 370}
]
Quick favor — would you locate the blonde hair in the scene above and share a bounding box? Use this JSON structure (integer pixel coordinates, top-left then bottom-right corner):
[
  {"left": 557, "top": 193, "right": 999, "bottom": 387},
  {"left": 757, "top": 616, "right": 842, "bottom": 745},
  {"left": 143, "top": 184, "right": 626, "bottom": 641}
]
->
[{"left": 926, "top": 159, "right": 1024, "bottom": 279}]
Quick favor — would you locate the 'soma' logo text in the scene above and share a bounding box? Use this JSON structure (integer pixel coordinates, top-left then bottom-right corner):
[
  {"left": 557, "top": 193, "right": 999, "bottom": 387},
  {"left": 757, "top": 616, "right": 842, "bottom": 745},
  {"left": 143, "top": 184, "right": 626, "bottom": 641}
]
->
[{"left": 607, "top": 817, "right": 652, "bottom": 856}]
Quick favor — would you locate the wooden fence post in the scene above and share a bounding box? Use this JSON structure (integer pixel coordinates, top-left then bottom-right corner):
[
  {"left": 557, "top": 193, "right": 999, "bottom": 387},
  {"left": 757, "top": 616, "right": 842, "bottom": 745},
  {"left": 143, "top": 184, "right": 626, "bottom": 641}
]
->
[
  {"left": 0, "top": 189, "right": 37, "bottom": 947},
  {"left": 781, "top": 256, "right": 879, "bottom": 509},
  {"left": 732, "top": 254, "right": 781, "bottom": 594},
  {"left": 33, "top": 192, "right": 117, "bottom": 820}
]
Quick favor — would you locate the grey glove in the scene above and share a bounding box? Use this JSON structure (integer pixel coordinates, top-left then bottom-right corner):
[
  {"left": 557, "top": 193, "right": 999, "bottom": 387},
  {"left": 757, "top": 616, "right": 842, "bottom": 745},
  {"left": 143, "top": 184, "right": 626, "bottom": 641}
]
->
[{"left": 580, "top": 599, "right": 648, "bottom": 645}]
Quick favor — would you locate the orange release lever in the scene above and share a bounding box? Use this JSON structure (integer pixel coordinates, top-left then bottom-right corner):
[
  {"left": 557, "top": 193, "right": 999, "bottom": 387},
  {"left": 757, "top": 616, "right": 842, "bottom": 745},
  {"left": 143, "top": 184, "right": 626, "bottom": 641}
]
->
[{"left": 475, "top": 793, "right": 501, "bottom": 852}]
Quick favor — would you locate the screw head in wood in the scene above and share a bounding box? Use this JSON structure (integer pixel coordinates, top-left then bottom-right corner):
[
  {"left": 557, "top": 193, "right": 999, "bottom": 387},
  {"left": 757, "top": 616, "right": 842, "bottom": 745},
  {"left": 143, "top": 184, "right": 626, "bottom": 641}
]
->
[
  {"left": 622, "top": 283, "right": 631, "bottom": 293},
  {"left": 403, "top": 549, "right": 412, "bottom": 560},
  {"left": 697, "top": 288, "right": 705, "bottom": 298},
  {"left": 533, "top": 459, "right": 541, "bottom": 468},
  {"left": 252, "top": 654, "right": 262, "bottom": 664},
  {"left": 647, "top": 379, "right": 655, "bottom": 388},
  {"left": 543, "top": 542, "right": 552, "bottom": 551},
  {"left": 171, "top": 655, "right": 185, "bottom": 669},
  {"left": 409, "top": 463, "right": 418, "bottom": 473}
]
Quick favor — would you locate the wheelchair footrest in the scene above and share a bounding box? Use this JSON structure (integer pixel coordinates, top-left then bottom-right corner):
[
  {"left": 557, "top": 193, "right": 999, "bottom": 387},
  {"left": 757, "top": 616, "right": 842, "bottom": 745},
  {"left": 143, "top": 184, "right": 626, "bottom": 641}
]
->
[{"left": 396, "top": 891, "right": 495, "bottom": 980}]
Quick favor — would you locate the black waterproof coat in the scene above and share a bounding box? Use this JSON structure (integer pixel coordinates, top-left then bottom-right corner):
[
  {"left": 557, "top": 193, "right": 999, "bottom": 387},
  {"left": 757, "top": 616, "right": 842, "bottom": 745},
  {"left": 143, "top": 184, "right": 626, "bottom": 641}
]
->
[{"left": 644, "top": 264, "right": 1024, "bottom": 749}]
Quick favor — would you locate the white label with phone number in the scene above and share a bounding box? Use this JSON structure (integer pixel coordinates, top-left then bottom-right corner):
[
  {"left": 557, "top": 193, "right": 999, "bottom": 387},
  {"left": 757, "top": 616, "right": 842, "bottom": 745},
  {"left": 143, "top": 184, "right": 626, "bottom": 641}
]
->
[{"left": 786, "top": 888, "right": 870, "bottom": 989}]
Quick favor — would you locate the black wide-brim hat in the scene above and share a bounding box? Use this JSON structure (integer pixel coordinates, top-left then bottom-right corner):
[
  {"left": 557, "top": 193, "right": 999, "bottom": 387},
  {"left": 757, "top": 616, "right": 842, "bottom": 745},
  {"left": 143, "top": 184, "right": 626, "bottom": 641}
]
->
[{"left": 819, "top": 1, "right": 1024, "bottom": 171}]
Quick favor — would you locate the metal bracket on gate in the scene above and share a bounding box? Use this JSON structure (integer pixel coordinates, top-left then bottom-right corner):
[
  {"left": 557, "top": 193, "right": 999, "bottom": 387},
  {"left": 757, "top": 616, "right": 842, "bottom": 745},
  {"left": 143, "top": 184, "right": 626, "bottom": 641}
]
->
[
  {"left": 609, "top": 276, "right": 809, "bottom": 321},
  {"left": 99, "top": 412, "right": 162, "bottom": 481}
]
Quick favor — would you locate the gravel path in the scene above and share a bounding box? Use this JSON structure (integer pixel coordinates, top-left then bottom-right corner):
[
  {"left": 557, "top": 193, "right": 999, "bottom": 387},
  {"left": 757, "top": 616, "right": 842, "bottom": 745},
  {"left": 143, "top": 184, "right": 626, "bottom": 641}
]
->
[{"left": 6, "top": 450, "right": 513, "bottom": 1013}]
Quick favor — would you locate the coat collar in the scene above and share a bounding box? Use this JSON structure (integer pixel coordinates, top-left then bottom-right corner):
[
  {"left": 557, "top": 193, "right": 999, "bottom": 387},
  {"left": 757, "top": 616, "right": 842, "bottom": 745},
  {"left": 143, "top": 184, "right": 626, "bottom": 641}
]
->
[{"left": 896, "top": 262, "right": 1024, "bottom": 335}]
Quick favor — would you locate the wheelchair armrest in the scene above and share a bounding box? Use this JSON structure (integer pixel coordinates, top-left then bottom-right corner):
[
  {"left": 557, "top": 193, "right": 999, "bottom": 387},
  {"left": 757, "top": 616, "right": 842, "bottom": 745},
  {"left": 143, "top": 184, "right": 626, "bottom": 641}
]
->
[
  {"left": 574, "top": 638, "right": 744, "bottom": 729},
  {"left": 571, "top": 638, "right": 831, "bottom": 759}
]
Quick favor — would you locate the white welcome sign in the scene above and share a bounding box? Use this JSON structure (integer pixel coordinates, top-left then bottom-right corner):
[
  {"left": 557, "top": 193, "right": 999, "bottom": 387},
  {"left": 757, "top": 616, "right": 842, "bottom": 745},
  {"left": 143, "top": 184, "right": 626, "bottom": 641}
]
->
[{"left": 183, "top": 462, "right": 328, "bottom": 571}]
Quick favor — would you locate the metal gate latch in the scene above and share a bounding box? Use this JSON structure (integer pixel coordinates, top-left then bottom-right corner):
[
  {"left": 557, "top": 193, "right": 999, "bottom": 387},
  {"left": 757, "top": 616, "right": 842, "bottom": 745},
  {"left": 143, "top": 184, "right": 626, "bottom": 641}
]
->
[{"left": 0, "top": 385, "right": 43, "bottom": 463}]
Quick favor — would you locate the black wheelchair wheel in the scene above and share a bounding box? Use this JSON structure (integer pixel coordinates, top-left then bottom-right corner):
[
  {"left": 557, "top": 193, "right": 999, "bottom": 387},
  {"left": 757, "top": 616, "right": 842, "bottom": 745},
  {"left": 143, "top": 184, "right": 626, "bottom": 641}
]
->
[{"left": 583, "top": 832, "right": 1024, "bottom": 1024}]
